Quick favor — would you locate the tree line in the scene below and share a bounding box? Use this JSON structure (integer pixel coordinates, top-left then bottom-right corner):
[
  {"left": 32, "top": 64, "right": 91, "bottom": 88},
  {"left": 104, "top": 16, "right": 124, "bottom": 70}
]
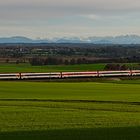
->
[
  {"left": 29, "top": 57, "right": 140, "bottom": 70},
  {"left": 29, "top": 57, "right": 96, "bottom": 66}
]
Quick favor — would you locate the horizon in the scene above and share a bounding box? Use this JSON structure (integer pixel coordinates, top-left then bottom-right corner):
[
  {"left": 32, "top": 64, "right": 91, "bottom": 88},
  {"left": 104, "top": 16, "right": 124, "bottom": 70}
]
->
[
  {"left": 0, "top": 0, "right": 140, "bottom": 38},
  {"left": 0, "top": 34, "right": 140, "bottom": 40}
]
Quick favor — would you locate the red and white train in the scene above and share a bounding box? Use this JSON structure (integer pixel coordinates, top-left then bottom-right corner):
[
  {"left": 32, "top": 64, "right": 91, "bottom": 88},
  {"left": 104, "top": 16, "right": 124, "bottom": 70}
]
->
[{"left": 0, "top": 70, "right": 140, "bottom": 80}]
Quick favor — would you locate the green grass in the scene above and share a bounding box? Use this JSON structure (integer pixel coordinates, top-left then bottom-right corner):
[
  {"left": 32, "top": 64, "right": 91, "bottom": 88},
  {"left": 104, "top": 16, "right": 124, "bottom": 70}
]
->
[
  {"left": 0, "top": 63, "right": 106, "bottom": 73},
  {"left": 97, "top": 79, "right": 140, "bottom": 85},
  {"left": 0, "top": 63, "right": 139, "bottom": 73},
  {"left": 108, "top": 80, "right": 140, "bottom": 85},
  {"left": 0, "top": 81, "right": 140, "bottom": 139},
  {"left": 0, "top": 82, "right": 140, "bottom": 101}
]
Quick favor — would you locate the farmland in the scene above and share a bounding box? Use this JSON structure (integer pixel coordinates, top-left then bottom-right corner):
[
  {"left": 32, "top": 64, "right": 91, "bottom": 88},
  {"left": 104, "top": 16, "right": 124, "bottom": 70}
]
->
[
  {"left": 0, "top": 81, "right": 140, "bottom": 139},
  {"left": 0, "top": 63, "right": 106, "bottom": 73},
  {"left": 0, "top": 63, "right": 139, "bottom": 73}
]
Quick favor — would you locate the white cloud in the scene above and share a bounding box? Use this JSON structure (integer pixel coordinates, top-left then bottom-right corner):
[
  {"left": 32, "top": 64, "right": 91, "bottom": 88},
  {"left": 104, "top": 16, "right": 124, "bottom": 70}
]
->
[{"left": 81, "top": 14, "right": 101, "bottom": 20}]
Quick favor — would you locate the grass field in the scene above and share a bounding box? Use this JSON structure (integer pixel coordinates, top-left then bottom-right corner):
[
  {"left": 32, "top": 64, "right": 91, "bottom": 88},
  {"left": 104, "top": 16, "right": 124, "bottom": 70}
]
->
[
  {"left": 0, "top": 63, "right": 106, "bottom": 73},
  {"left": 0, "top": 63, "right": 139, "bottom": 73},
  {"left": 0, "top": 63, "right": 140, "bottom": 73},
  {"left": 0, "top": 81, "right": 140, "bottom": 139}
]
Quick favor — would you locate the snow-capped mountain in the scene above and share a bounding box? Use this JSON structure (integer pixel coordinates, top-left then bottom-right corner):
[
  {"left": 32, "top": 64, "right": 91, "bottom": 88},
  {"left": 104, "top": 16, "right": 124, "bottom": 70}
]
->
[{"left": 0, "top": 35, "right": 140, "bottom": 44}]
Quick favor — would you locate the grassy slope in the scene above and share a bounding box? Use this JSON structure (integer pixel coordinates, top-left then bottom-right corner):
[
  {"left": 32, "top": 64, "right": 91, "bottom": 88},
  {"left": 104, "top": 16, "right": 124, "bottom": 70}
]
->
[{"left": 0, "top": 81, "right": 140, "bottom": 139}]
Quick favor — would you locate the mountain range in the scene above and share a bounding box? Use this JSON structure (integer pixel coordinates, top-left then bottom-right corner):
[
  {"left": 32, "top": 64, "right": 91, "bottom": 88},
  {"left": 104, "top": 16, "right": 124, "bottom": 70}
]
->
[{"left": 0, "top": 35, "right": 140, "bottom": 44}]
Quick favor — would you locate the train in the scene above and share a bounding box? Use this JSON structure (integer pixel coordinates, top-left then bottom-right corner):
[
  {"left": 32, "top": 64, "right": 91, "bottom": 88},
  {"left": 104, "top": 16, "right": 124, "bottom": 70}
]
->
[{"left": 0, "top": 70, "right": 140, "bottom": 80}]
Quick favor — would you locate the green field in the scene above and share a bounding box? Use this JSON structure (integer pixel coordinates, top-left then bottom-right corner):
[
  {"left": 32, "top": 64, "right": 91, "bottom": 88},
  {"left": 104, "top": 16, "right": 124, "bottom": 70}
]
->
[
  {"left": 0, "top": 63, "right": 106, "bottom": 73},
  {"left": 0, "top": 81, "right": 140, "bottom": 139},
  {"left": 0, "top": 63, "right": 139, "bottom": 73}
]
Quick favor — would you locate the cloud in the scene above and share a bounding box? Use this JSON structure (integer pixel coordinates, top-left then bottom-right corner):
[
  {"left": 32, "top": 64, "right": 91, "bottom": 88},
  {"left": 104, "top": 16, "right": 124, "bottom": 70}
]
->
[
  {"left": 0, "top": 0, "right": 140, "bottom": 37},
  {"left": 81, "top": 14, "right": 101, "bottom": 20},
  {"left": 0, "top": 0, "right": 140, "bottom": 20}
]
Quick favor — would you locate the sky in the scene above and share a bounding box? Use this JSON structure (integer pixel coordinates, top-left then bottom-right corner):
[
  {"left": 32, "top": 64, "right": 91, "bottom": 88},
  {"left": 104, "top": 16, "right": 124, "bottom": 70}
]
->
[{"left": 0, "top": 0, "right": 140, "bottom": 38}]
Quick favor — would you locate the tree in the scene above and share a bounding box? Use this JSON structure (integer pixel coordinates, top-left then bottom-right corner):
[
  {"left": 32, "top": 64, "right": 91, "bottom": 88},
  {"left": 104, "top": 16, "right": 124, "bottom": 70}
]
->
[
  {"left": 70, "top": 58, "right": 76, "bottom": 65},
  {"left": 64, "top": 60, "right": 69, "bottom": 65}
]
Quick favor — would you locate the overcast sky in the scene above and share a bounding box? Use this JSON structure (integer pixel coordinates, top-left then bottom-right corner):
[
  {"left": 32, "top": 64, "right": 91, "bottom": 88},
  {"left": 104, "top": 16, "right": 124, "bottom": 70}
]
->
[{"left": 0, "top": 0, "right": 140, "bottom": 38}]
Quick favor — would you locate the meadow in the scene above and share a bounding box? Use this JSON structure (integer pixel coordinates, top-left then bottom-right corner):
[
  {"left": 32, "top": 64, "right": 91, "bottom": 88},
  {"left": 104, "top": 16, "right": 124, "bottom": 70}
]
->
[
  {"left": 0, "top": 81, "right": 140, "bottom": 139},
  {"left": 0, "top": 63, "right": 106, "bottom": 73},
  {"left": 0, "top": 63, "right": 139, "bottom": 73}
]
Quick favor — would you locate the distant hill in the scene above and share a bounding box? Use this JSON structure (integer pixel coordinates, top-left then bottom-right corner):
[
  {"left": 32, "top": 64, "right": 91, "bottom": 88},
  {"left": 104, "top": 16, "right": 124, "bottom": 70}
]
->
[
  {"left": 0, "top": 36, "right": 33, "bottom": 43},
  {"left": 1, "top": 35, "right": 140, "bottom": 44}
]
